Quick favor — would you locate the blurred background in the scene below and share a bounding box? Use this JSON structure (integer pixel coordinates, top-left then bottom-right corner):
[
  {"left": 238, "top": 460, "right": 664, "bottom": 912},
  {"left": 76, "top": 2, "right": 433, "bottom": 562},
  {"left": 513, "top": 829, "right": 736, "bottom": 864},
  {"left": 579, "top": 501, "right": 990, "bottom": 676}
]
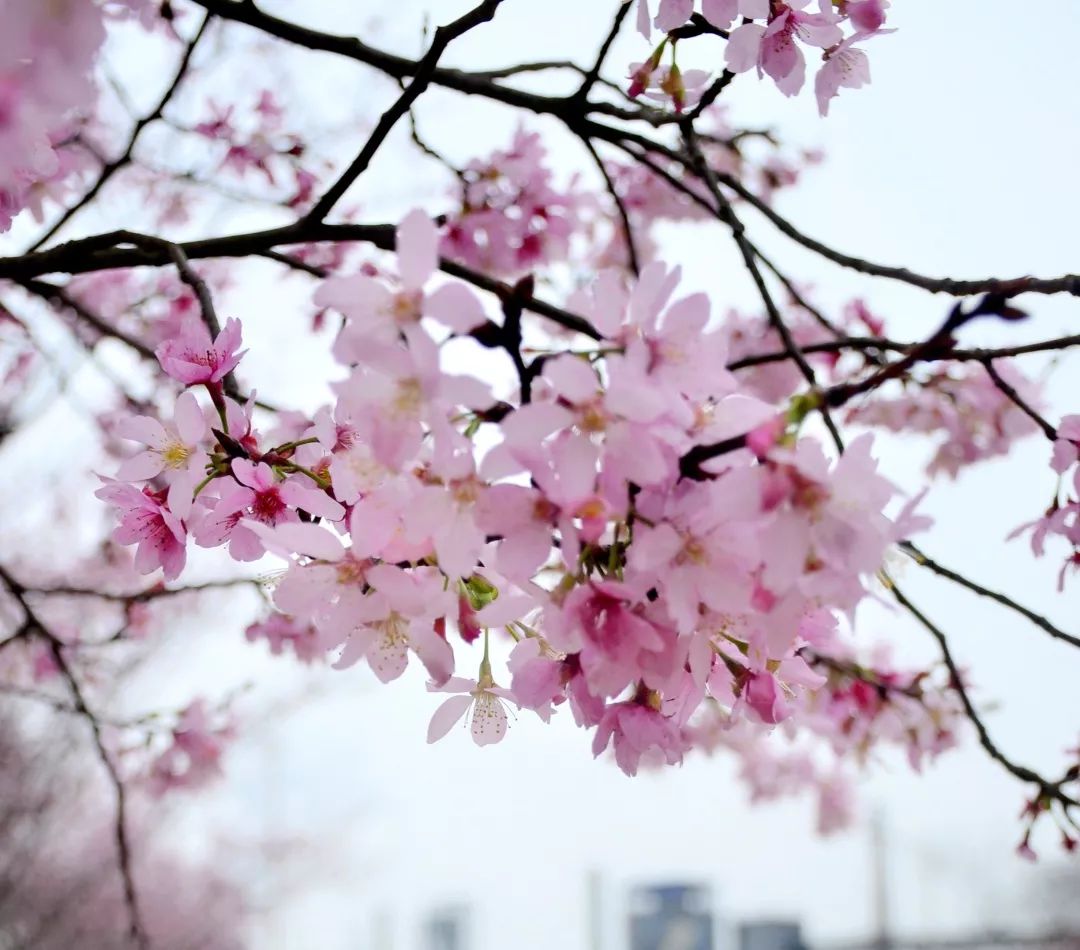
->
[{"left": 1, "top": 2, "right": 1078, "bottom": 948}]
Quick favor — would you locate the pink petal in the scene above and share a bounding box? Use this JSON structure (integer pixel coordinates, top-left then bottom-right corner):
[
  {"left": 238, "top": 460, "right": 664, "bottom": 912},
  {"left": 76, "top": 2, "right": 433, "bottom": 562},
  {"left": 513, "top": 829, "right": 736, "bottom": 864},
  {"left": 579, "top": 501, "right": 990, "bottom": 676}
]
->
[
  {"left": 250, "top": 521, "right": 346, "bottom": 561},
  {"left": 725, "top": 22, "right": 766, "bottom": 73},
  {"left": 281, "top": 480, "right": 346, "bottom": 522},
  {"left": 654, "top": 0, "right": 693, "bottom": 31},
  {"left": 118, "top": 415, "right": 169, "bottom": 448},
  {"left": 471, "top": 694, "right": 508, "bottom": 746},
  {"left": 397, "top": 209, "right": 438, "bottom": 290},
  {"left": 425, "top": 282, "right": 487, "bottom": 333},
  {"left": 167, "top": 469, "right": 197, "bottom": 521},
  {"left": 543, "top": 354, "right": 599, "bottom": 405},
  {"left": 116, "top": 451, "right": 165, "bottom": 482},
  {"left": 174, "top": 391, "right": 207, "bottom": 444},
  {"left": 427, "top": 694, "right": 473, "bottom": 743}
]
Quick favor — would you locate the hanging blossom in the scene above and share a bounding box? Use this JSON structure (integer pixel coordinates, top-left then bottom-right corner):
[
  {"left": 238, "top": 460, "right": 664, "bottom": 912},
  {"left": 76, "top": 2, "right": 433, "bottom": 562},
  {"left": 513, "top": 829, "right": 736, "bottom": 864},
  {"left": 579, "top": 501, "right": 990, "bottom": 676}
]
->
[
  {"left": 1011, "top": 415, "right": 1080, "bottom": 590},
  {"left": 96, "top": 207, "right": 970, "bottom": 829},
  {"left": 627, "top": 0, "right": 893, "bottom": 115}
]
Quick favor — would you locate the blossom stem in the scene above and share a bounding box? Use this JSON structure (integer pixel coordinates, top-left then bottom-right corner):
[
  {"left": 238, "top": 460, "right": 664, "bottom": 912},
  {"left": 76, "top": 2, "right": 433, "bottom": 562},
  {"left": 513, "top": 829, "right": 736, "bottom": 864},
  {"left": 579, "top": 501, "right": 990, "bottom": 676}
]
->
[
  {"left": 280, "top": 462, "right": 330, "bottom": 490},
  {"left": 269, "top": 436, "right": 319, "bottom": 454},
  {"left": 192, "top": 472, "right": 219, "bottom": 498}
]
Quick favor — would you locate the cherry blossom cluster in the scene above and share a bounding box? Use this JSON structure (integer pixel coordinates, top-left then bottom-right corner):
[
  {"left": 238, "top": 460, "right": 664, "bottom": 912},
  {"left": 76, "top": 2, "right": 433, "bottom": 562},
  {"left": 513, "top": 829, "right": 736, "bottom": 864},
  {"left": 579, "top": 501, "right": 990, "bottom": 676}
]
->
[
  {"left": 846, "top": 362, "right": 1043, "bottom": 479},
  {"left": 447, "top": 108, "right": 824, "bottom": 275},
  {"left": 442, "top": 128, "right": 593, "bottom": 277},
  {"left": 139, "top": 698, "right": 234, "bottom": 796},
  {"left": 192, "top": 91, "right": 322, "bottom": 211},
  {"left": 92, "top": 206, "right": 963, "bottom": 803},
  {"left": 1012, "top": 416, "right": 1080, "bottom": 590},
  {"left": 691, "top": 642, "right": 963, "bottom": 833},
  {"left": 1018, "top": 736, "right": 1080, "bottom": 859},
  {"left": 628, "top": 0, "right": 893, "bottom": 115}
]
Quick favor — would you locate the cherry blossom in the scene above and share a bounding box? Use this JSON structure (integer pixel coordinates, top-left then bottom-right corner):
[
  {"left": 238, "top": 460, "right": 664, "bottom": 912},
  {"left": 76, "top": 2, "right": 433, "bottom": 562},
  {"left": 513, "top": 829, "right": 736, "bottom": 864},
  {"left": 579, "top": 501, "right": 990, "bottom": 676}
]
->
[
  {"left": 95, "top": 481, "right": 187, "bottom": 581},
  {"left": 427, "top": 672, "right": 518, "bottom": 747},
  {"left": 114, "top": 391, "right": 208, "bottom": 519},
  {"left": 155, "top": 316, "right": 246, "bottom": 387},
  {"left": 0, "top": 0, "right": 1060, "bottom": 863},
  {"left": 726, "top": 4, "right": 843, "bottom": 97},
  {"left": 316, "top": 209, "right": 487, "bottom": 347}
]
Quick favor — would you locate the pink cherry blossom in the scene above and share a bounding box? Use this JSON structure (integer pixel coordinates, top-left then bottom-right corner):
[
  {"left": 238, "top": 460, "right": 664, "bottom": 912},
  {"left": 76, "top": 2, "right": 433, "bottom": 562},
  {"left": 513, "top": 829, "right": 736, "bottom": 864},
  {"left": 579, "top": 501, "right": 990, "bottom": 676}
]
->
[
  {"left": 114, "top": 391, "right": 208, "bottom": 518},
  {"left": 726, "top": 3, "right": 843, "bottom": 97},
  {"left": 1051, "top": 415, "right": 1080, "bottom": 474},
  {"left": 741, "top": 669, "right": 791, "bottom": 724},
  {"left": 442, "top": 129, "right": 591, "bottom": 276},
  {"left": 191, "top": 460, "right": 344, "bottom": 560},
  {"left": 146, "top": 700, "right": 232, "bottom": 796},
  {"left": 331, "top": 564, "right": 455, "bottom": 684},
  {"left": 245, "top": 614, "right": 328, "bottom": 664},
  {"left": 845, "top": 0, "right": 889, "bottom": 32},
  {"left": 654, "top": 0, "right": 694, "bottom": 32},
  {"left": 95, "top": 480, "right": 187, "bottom": 581},
  {"left": 816, "top": 35, "right": 873, "bottom": 116},
  {"left": 427, "top": 673, "right": 518, "bottom": 746},
  {"left": 155, "top": 316, "right": 246, "bottom": 386},
  {"left": 702, "top": 0, "right": 769, "bottom": 29},
  {"left": 592, "top": 698, "right": 686, "bottom": 776},
  {"left": 315, "top": 209, "right": 487, "bottom": 346}
]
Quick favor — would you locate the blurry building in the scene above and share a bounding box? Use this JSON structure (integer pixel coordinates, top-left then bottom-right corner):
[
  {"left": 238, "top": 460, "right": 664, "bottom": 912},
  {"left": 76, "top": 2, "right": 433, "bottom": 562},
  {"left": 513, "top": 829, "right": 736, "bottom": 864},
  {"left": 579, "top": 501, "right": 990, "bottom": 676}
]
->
[
  {"left": 739, "top": 922, "right": 807, "bottom": 950},
  {"left": 630, "top": 883, "right": 715, "bottom": 950},
  {"left": 425, "top": 906, "right": 469, "bottom": 950}
]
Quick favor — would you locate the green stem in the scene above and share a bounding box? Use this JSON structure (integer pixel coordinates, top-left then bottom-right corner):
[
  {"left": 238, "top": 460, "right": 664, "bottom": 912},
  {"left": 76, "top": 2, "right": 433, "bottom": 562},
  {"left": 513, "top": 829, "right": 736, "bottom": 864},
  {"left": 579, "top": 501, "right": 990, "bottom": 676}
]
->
[
  {"left": 479, "top": 627, "right": 492, "bottom": 682},
  {"left": 281, "top": 461, "right": 330, "bottom": 490},
  {"left": 270, "top": 436, "right": 319, "bottom": 454},
  {"left": 192, "top": 472, "right": 219, "bottom": 498}
]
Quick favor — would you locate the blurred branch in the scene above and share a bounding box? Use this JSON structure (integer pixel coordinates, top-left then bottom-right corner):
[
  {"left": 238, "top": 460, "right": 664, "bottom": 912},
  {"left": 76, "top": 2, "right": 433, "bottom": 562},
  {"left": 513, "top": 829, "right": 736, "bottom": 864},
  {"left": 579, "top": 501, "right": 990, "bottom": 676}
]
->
[
  {"left": 27, "top": 13, "right": 214, "bottom": 253},
  {"left": 0, "top": 563, "right": 147, "bottom": 949}
]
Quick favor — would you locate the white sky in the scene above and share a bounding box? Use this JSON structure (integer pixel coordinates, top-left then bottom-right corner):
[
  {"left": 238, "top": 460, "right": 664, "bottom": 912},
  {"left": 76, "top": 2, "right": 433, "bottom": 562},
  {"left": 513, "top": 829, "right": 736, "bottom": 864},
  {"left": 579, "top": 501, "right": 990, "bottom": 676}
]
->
[{"left": 5, "top": 1, "right": 1080, "bottom": 948}]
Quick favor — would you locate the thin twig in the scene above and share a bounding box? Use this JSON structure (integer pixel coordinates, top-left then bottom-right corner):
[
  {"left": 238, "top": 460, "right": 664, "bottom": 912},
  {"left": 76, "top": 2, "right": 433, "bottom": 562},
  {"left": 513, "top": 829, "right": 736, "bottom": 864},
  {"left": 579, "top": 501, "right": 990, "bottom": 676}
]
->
[
  {"left": 305, "top": 0, "right": 508, "bottom": 222},
  {"left": 0, "top": 565, "right": 147, "bottom": 948},
  {"left": 901, "top": 542, "right": 1080, "bottom": 651}
]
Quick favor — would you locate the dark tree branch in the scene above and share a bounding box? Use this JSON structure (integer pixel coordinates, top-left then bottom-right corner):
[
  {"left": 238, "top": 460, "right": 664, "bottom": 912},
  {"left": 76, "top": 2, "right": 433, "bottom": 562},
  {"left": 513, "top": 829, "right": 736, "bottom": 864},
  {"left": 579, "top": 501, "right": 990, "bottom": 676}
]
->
[
  {"left": 0, "top": 221, "right": 604, "bottom": 341},
  {"left": 18, "top": 279, "right": 157, "bottom": 361},
  {"left": 0, "top": 564, "right": 147, "bottom": 949},
  {"left": 580, "top": 136, "right": 641, "bottom": 276},
  {"left": 982, "top": 358, "right": 1058, "bottom": 441},
  {"left": 725, "top": 333, "right": 1080, "bottom": 371},
  {"left": 573, "top": 1, "right": 632, "bottom": 102},
  {"left": 901, "top": 542, "right": 1080, "bottom": 651},
  {"left": 305, "top": 0, "right": 508, "bottom": 222},
  {"left": 888, "top": 575, "right": 1078, "bottom": 812},
  {"left": 682, "top": 124, "right": 845, "bottom": 454},
  {"left": 712, "top": 169, "right": 1080, "bottom": 298}
]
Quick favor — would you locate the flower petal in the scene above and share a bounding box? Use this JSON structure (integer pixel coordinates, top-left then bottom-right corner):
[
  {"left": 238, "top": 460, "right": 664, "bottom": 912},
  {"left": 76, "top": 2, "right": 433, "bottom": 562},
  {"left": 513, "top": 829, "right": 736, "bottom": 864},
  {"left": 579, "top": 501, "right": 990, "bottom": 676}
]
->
[{"left": 426, "top": 694, "right": 473, "bottom": 743}]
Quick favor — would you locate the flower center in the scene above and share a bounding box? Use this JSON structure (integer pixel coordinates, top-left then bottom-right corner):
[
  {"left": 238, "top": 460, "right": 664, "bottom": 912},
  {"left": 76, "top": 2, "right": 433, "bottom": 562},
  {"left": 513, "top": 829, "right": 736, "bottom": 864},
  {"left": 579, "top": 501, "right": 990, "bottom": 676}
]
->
[
  {"left": 161, "top": 440, "right": 192, "bottom": 469},
  {"left": 251, "top": 488, "right": 286, "bottom": 523},
  {"left": 390, "top": 290, "right": 424, "bottom": 325},
  {"left": 393, "top": 378, "right": 424, "bottom": 417}
]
